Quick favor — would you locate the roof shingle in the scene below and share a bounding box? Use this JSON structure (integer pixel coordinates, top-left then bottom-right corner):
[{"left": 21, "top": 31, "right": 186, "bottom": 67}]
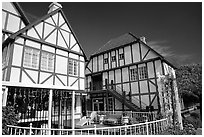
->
[{"left": 93, "top": 33, "right": 139, "bottom": 55}]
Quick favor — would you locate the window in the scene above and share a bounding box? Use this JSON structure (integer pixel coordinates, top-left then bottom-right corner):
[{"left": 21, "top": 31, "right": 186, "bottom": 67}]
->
[
  {"left": 107, "top": 98, "right": 114, "bottom": 111},
  {"left": 104, "top": 58, "right": 108, "bottom": 64},
  {"left": 138, "top": 66, "right": 148, "bottom": 80},
  {"left": 2, "top": 47, "right": 8, "bottom": 68},
  {"left": 119, "top": 53, "right": 124, "bottom": 60},
  {"left": 41, "top": 51, "right": 54, "bottom": 71},
  {"left": 73, "top": 61, "right": 78, "bottom": 75},
  {"left": 130, "top": 68, "right": 138, "bottom": 81},
  {"left": 69, "top": 59, "right": 78, "bottom": 76},
  {"left": 111, "top": 56, "right": 116, "bottom": 62},
  {"left": 24, "top": 47, "right": 39, "bottom": 69},
  {"left": 68, "top": 60, "right": 73, "bottom": 75}
]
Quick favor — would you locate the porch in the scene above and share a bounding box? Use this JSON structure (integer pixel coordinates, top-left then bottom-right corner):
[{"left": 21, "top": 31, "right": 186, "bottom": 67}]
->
[{"left": 2, "top": 81, "right": 86, "bottom": 130}]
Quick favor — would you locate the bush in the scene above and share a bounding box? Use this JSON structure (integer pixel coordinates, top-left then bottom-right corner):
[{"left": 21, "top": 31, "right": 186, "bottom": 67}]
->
[
  {"left": 190, "top": 112, "right": 200, "bottom": 119},
  {"left": 184, "top": 115, "right": 202, "bottom": 129},
  {"left": 2, "top": 106, "right": 19, "bottom": 135},
  {"left": 160, "top": 120, "right": 196, "bottom": 135}
]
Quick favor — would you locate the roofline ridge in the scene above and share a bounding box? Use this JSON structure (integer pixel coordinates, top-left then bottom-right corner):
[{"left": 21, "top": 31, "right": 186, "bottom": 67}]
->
[
  {"left": 9, "top": 8, "right": 62, "bottom": 40},
  {"left": 13, "top": 2, "right": 30, "bottom": 25}
]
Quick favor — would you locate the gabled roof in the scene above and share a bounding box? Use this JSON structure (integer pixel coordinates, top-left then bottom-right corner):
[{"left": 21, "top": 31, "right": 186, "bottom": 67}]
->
[
  {"left": 12, "top": 2, "right": 30, "bottom": 25},
  {"left": 4, "top": 7, "right": 87, "bottom": 61},
  {"left": 90, "top": 32, "right": 177, "bottom": 69},
  {"left": 93, "top": 33, "right": 138, "bottom": 55}
]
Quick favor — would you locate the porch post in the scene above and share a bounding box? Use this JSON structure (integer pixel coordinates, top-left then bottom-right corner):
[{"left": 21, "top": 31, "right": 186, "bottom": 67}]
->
[
  {"left": 106, "top": 92, "right": 109, "bottom": 111},
  {"left": 2, "top": 86, "right": 8, "bottom": 106},
  {"left": 122, "top": 91, "right": 125, "bottom": 112},
  {"left": 71, "top": 91, "right": 75, "bottom": 134},
  {"left": 48, "top": 89, "right": 53, "bottom": 134}
]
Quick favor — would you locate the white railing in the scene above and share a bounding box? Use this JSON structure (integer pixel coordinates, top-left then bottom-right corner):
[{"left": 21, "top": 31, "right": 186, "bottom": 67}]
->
[
  {"left": 6, "top": 118, "right": 170, "bottom": 135},
  {"left": 86, "top": 111, "right": 132, "bottom": 117},
  {"left": 86, "top": 111, "right": 157, "bottom": 122},
  {"left": 131, "top": 111, "right": 157, "bottom": 122}
]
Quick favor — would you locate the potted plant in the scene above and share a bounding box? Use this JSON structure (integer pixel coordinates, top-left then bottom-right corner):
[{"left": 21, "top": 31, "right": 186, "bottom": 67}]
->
[
  {"left": 122, "top": 112, "right": 129, "bottom": 125},
  {"left": 98, "top": 112, "right": 106, "bottom": 124}
]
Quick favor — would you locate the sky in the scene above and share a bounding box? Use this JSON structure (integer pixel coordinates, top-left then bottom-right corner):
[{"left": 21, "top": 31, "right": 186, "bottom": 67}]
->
[{"left": 19, "top": 2, "right": 202, "bottom": 66}]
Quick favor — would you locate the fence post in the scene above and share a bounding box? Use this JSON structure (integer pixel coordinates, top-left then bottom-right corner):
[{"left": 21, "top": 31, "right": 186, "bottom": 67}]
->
[
  {"left": 2, "top": 86, "right": 8, "bottom": 106},
  {"left": 48, "top": 89, "right": 53, "bottom": 135},
  {"left": 145, "top": 119, "right": 149, "bottom": 135},
  {"left": 94, "top": 124, "right": 97, "bottom": 135},
  {"left": 29, "top": 123, "right": 32, "bottom": 135}
]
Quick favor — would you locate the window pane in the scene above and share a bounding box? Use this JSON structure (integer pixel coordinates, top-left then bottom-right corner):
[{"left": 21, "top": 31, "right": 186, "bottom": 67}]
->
[
  {"left": 130, "top": 68, "right": 137, "bottom": 81},
  {"left": 24, "top": 48, "right": 32, "bottom": 67},
  {"left": 32, "top": 49, "right": 39, "bottom": 68},
  {"left": 41, "top": 52, "right": 48, "bottom": 70},
  {"left": 48, "top": 54, "right": 54, "bottom": 71},
  {"left": 74, "top": 61, "right": 78, "bottom": 75},
  {"left": 68, "top": 59, "right": 73, "bottom": 75},
  {"left": 139, "top": 66, "right": 147, "bottom": 80},
  {"left": 41, "top": 51, "right": 54, "bottom": 71},
  {"left": 2, "top": 47, "right": 8, "bottom": 68}
]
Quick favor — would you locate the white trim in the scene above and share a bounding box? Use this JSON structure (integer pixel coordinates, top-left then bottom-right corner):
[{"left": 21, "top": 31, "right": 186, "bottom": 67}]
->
[{"left": 2, "top": 81, "right": 85, "bottom": 91}]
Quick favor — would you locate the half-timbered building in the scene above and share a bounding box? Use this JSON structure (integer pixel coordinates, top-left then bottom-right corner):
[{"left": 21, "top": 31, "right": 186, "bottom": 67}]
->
[
  {"left": 85, "top": 33, "right": 180, "bottom": 113},
  {"left": 2, "top": 2, "right": 86, "bottom": 129}
]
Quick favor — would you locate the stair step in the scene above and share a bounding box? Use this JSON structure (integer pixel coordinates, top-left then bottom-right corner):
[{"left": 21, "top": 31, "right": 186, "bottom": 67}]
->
[{"left": 106, "top": 89, "right": 141, "bottom": 111}]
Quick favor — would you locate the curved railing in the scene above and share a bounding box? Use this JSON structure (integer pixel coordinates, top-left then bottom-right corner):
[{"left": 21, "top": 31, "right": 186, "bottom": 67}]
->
[
  {"left": 6, "top": 118, "right": 170, "bottom": 135},
  {"left": 87, "top": 111, "right": 157, "bottom": 122}
]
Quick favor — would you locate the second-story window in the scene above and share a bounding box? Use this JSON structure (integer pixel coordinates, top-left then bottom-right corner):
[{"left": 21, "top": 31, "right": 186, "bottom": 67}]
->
[
  {"left": 24, "top": 47, "right": 39, "bottom": 69},
  {"left": 2, "top": 47, "right": 8, "bottom": 68},
  {"left": 138, "top": 66, "right": 148, "bottom": 80},
  {"left": 104, "top": 58, "right": 108, "bottom": 64},
  {"left": 69, "top": 59, "right": 78, "bottom": 76},
  {"left": 111, "top": 56, "right": 116, "bottom": 62},
  {"left": 119, "top": 53, "right": 124, "bottom": 60},
  {"left": 130, "top": 68, "right": 138, "bottom": 81},
  {"left": 41, "top": 51, "right": 54, "bottom": 71}
]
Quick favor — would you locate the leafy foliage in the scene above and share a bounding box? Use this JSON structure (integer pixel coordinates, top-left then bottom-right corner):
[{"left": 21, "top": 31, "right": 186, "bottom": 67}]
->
[
  {"left": 2, "top": 106, "right": 19, "bottom": 135},
  {"left": 160, "top": 120, "right": 196, "bottom": 135},
  {"left": 176, "top": 64, "right": 202, "bottom": 105}
]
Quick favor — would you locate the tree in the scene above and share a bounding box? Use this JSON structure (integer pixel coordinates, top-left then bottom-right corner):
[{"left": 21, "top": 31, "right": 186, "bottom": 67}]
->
[
  {"left": 2, "top": 106, "right": 19, "bottom": 135},
  {"left": 176, "top": 64, "right": 202, "bottom": 119}
]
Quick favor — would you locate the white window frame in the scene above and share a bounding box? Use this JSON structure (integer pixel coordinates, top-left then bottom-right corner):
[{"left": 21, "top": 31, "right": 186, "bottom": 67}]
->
[
  {"left": 41, "top": 51, "right": 54, "bottom": 72},
  {"left": 69, "top": 59, "right": 78, "bottom": 76},
  {"left": 138, "top": 66, "right": 148, "bottom": 80},
  {"left": 130, "top": 68, "right": 138, "bottom": 81},
  {"left": 119, "top": 53, "right": 124, "bottom": 60},
  {"left": 2, "top": 46, "right": 8, "bottom": 68},
  {"left": 104, "top": 58, "right": 108, "bottom": 64},
  {"left": 23, "top": 47, "right": 40, "bottom": 69},
  {"left": 111, "top": 56, "right": 116, "bottom": 62}
]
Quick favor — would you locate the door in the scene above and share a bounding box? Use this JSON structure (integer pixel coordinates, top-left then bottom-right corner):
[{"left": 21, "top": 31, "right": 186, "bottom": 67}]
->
[
  {"left": 81, "top": 96, "right": 86, "bottom": 116},
  {"left": 92, "top": 74, "right": 103, "bottom": 90},
  {"left": 107, "top": 97, "right": 114, "bottom": 111},
  {"left": 92, "top": 98, "right": 104, "bottom": 111}
]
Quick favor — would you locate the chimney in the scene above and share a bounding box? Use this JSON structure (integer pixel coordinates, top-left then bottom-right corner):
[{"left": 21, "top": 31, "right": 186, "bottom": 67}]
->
[
  {"left": 140, "top": 36, "right": 146, "bottom": 44},
  {"left": 48, "top": 2, "right": 62, "bottom": 13}
]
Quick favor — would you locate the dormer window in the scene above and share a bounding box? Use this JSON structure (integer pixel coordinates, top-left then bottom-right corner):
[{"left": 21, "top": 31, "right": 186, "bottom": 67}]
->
[
  {"left": 111, "top": 56, "right": 116, "bottom": 62},
  {"left": 104, "top": 58, "right": 108, "bottom": 64},
  {"left": 119, "top": 53, "right": 124, "bottom": 60}
]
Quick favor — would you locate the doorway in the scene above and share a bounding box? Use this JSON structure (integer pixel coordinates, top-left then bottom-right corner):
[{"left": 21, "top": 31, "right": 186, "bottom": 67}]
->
[
  {"left": 92, "top": 98, "right": 104, "bottom": 111},
  {"left": 92, "top": 74, "right": 103, "bottom": 90}
]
